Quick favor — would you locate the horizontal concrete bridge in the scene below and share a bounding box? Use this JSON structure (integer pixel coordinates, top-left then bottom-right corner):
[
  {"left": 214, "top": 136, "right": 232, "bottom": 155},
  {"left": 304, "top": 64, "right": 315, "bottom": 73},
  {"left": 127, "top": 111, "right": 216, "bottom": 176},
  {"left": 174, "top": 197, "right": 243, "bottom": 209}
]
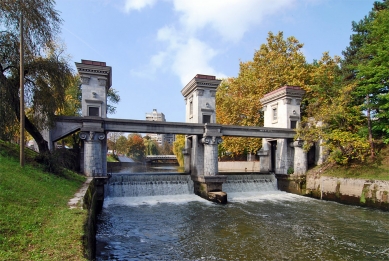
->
[{"left": 50, "top": 116, "right": 296, "bottom": 142}]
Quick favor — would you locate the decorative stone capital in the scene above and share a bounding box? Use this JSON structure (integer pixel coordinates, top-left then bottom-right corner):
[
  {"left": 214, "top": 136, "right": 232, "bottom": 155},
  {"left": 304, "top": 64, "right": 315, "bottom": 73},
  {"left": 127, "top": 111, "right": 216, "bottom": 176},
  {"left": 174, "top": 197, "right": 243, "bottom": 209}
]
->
[
  {"left": 196, "top": 89, "right": 204, "bottom": 96},
  {"left": 283, "top": 98, "right": 292, "bottom": 104},
  {"left": 201, "top": 136, "right": 222, "bottom": 145},
  {"left": 98, "top": 77, "right": 107, "bottom": 87},
  {"left": 81, "top": 76, "right": 90, "bottom": 85},
  {"left": 290, "top": 139, "right": 304, "bottom": 148},
  {"left": 79, "top": 131, "right": 105, "bottom": 141}
]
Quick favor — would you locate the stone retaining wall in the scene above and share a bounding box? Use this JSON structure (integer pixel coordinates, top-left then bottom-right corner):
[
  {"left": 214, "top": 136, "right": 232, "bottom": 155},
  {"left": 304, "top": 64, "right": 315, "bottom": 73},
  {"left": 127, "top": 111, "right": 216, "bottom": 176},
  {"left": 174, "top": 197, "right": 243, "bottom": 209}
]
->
[
  {"left": 306, "top": 176, "right": 389, "bottom": 210},
  {"left": 276, "top": 174, "right": 389, "bottom": 211},
  {"left": 82, "top": 178, "right": 107, "bottom": 260},
  {"left": 218, "top": 161, "right": 260, "bottom": 172}
]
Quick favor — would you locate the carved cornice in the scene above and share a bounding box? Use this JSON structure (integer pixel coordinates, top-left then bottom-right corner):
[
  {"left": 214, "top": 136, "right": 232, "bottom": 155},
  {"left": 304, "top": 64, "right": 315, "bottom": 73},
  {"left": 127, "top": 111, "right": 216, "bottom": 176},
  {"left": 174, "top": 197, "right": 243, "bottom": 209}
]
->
[
  {"left": 75, "top": 62, "right": 112, "bottom": 88},
  {"left": 181, "top": 77, "right": 221, "bottom": 98},
  {"left": 260, "top": 86, "right": 305, "bottom": 106}
]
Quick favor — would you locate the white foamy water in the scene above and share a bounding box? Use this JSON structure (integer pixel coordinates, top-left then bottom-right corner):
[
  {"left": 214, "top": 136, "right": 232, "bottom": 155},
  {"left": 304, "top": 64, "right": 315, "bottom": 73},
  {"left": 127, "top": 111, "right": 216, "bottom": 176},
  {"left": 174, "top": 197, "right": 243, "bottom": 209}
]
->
[{"left": 103, "top": 194, "right": 211, "bottom": 207}]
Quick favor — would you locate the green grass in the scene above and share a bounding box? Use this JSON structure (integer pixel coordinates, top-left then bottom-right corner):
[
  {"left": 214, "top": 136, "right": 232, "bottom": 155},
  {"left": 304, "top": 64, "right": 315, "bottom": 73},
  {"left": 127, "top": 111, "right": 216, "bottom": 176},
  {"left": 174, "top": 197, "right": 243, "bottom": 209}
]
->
[
  {"left": 107, "top": 154, "right": 119, "bottom": 162},
  {"left": 0, "top": 141, "right": 87, "bottom": 260},
  {"left": 321, "top": 163, "right": 389, "bottom": 180}
]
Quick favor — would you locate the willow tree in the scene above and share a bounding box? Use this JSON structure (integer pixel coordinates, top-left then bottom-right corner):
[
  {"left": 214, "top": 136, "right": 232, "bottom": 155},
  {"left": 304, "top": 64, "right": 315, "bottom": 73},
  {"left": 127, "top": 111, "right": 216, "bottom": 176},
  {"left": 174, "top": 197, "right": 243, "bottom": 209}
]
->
[
  {"left": 173, "top": 135, "right": 185, "bottom": 167},
  {"left": 0, "top": 0, "right": 72, "bottom": 153},
  {"left": 216, "top": 31, "right": 308, "bottom": 156}
]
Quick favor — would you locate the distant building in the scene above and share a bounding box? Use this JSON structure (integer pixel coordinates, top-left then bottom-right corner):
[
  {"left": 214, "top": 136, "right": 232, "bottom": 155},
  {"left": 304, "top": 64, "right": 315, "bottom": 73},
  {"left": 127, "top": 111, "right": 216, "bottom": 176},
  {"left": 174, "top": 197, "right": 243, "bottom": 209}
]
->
[{"left": 145, "top": 109, "right": 175, "bottom": 146}]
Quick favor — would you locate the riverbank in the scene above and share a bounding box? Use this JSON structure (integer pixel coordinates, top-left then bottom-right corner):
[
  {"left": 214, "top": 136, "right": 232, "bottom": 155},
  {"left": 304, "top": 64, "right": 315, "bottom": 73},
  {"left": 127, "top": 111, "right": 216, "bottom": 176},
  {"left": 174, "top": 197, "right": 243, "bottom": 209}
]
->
[
  {"left": 277, "top": 166, "right": 389, "bottom": 211},
  {"left": 0, "top": 141, "right": 87, "bottom": 260}
]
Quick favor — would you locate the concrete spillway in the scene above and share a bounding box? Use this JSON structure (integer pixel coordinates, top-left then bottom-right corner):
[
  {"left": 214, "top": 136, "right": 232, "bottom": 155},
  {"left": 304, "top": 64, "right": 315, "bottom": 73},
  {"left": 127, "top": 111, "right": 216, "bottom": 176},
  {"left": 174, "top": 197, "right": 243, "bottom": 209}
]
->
[{"left": 105, "top": 174, "right": 277, "bottom": 198}]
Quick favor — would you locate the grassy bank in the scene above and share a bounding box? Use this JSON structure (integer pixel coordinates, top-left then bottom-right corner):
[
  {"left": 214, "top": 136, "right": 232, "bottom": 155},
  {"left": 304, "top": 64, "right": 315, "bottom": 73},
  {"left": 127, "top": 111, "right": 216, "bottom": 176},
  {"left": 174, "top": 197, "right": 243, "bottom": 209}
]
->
[
  {"left": 311, "top": 146, "right": 389, "bottom": 181},
  {"left": 0, "top": 141, "right": 87, "bottom": 260}
]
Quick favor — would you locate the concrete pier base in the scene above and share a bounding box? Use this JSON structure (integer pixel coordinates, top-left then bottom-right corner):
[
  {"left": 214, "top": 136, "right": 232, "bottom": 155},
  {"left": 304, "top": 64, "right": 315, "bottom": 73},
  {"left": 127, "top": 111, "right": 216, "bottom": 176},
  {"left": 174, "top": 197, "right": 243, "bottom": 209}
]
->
[{"left": 192, "top": 175, "right": 228, "bottom": 204}]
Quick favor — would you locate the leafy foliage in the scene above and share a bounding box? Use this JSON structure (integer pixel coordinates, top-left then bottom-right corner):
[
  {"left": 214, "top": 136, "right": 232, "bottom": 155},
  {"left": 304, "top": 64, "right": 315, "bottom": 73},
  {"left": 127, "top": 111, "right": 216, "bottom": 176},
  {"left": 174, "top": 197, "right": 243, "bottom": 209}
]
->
[
  {"left": 127, "top": 134, "right": 146, "bottom": 162},
  {"left": 216, "top": 31, "right": 308, "bottom": 156},
  {"left": 173, "top": 135, "right": 185, "bottom": 167},
  {"left": 0, "top": 1, "right": 72, "bottom": 153},
  {"left": 144, "top": 135, "right": 160, "bottom": 155}
]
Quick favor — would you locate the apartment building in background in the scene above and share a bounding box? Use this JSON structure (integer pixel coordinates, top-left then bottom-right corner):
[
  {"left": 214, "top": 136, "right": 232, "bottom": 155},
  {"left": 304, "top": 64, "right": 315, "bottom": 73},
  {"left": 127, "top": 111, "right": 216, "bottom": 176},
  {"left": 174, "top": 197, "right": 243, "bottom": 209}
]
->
[{"left": 145, "top": 109, "right": 175, "bottom": 146}]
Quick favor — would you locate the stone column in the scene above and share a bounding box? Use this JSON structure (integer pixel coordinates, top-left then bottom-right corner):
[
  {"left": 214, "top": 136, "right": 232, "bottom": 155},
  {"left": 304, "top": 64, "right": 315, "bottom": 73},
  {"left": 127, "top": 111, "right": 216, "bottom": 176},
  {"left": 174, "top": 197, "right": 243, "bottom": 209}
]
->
[
  {"left": 258, "top": 139, "right": 270, "bottom": 172},
  {"left": 201, "top": 136, "right": 222, "bottom": 176},
  {"left": 291, "top": 139, "right": 307, "bottom": 175},
  {"left": 183, "top": 136, "right": 191, "bottom": 173},
  {"left": 80, "top": 131, "right": 106, "bottom": 177}
]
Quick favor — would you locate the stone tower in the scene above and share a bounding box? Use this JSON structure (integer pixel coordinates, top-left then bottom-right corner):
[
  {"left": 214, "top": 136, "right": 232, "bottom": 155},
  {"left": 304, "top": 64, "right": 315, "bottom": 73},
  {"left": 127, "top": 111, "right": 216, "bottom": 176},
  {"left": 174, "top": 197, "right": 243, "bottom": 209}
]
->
[
  {"left": 181, "top": 74, "right": 222, "bottom": 176},
  {"left": 259, "top": 86, "right": 306, "bottom": 174},
  {"left": 75, "top": 60, "right": 112, "bottom": 176},
  {"left": 182, "top": 74, "right": 220, "bottom": 124}
]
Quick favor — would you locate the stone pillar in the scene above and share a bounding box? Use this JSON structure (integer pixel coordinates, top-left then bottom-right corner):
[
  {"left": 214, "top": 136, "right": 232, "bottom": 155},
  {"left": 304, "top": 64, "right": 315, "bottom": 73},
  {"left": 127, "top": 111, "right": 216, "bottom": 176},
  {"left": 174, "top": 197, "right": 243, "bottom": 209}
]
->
[
  {"left": 75, "top": 60, "right": 111, "bottom": 177},
  {"left": 183, "top": 136, "right": 191, "bottom": 173},
  {"left": 80, "top": 131, "right": 106, "bottom": 177},
  {"left": 258, "top": 139, "right": 270, "bottom": 172},
  {"left": 291, "top": 140, "right": 307, "bottom": 175},
  {"left": 202, "top": 136, "right": 222, "bottom": 176}
]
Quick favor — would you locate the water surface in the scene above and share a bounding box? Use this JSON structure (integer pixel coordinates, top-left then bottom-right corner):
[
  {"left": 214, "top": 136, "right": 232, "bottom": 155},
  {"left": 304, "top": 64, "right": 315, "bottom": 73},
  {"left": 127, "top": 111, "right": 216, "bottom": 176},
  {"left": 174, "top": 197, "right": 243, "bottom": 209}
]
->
[{"left": 96, "top": 175, "right": 389, "bottom": 260}]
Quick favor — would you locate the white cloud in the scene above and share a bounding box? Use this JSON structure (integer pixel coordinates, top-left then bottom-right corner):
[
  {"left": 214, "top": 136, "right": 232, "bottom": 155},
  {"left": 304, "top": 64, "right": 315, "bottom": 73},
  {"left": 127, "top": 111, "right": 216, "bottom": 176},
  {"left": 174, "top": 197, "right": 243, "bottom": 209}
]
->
[
  {"left": 126, "top": 0, "right": 296, "bottom": 84},
  {"left": 172, "top": 0, "right": 296, "bottom": 42},
  {"left": 171, "top": 38, "right": 226, "bottom": 85},
  {"left": 124, "top": 0, "right": 157, "bottom": 12}
]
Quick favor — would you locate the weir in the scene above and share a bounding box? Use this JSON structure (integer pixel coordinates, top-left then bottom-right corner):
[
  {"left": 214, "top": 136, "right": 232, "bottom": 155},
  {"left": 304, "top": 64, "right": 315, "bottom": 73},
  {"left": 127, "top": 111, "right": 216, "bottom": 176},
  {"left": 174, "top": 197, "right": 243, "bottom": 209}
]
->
[
  {"left": 46, "top": 59, "right": 323, "bottom": 204},
  {"left": 105, "top": 173, "right": 278, "bottom": 198},
  {"left": 106, "top": 174, "right": 194, "bottom": 197}
]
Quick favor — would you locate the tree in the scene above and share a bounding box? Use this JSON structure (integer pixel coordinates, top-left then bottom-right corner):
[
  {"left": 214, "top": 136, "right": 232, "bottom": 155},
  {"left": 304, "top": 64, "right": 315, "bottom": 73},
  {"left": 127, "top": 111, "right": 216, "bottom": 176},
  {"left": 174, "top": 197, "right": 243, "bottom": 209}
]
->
[
  {"left": 144, "top": 135, "right": 159, "bottom": 155},
  {"left": 216, "top": 31, "right": 309, "bottom": 156},
  {"left": 160, "top": 141, "right": 173, "bottom": 155},
  {"left": 355, "top": 2, "right": 389, "bottom": 146},
  {"left": 297, "top": 53, "right": 369, "bottom": 165},
  {"left": 107, "top": 132, "right": 123, "bottom": 154},
  {"left": 341, "top": 0, "right": 389, "bottom": 156},
  {"left": 127, "top": 134, "right": 146, "bottom": 162},
  {"left": 115, "top": 135, "right": 128, "bottom": 155},
  {"left": 173, "top": 134, "right": 185, "bottom": 167},
  {"left": 0, "top": 1, "right": 72, "bottom": 153}
]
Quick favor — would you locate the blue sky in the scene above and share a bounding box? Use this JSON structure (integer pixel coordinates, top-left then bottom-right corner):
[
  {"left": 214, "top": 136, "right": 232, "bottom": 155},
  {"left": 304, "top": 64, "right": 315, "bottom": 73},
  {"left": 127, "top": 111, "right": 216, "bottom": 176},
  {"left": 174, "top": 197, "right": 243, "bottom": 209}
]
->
[{"left": 56, "top": 0, "right": 376, "bottom": 123}]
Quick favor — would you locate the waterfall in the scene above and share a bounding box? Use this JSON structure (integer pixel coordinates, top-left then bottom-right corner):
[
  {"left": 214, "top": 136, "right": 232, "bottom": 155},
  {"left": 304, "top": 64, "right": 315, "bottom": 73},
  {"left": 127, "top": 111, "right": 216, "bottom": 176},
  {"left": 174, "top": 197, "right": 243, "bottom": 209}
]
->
[
  {"left": 222, "top": 174, "right": 277, "bottom": 193},
  {"left": 106, "top": 174, "right": 194, "bottom": 197},
  {"left": 106, "top": 173, "right": 277, "bottom": 198}
]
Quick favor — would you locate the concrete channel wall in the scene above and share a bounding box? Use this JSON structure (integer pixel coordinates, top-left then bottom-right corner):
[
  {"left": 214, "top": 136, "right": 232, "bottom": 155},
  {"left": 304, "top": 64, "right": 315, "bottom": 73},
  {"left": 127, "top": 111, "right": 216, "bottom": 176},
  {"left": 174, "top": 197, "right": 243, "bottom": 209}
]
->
[
  {"left": 218, "top": 161, "right": 260, "bottom": 172},
  {"left": 277, "top": 174, "right": 389, "bottom": 211},
  {"left": 82, "top": 178, "right": 106, "bottom": 260}
]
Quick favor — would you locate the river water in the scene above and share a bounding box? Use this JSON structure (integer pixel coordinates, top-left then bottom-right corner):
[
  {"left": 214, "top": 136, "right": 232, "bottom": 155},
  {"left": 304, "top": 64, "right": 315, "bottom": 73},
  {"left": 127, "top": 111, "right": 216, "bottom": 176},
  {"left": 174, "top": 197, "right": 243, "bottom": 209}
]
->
[{"left": 96, "top": 171, "right": 389, "bottom": 261}]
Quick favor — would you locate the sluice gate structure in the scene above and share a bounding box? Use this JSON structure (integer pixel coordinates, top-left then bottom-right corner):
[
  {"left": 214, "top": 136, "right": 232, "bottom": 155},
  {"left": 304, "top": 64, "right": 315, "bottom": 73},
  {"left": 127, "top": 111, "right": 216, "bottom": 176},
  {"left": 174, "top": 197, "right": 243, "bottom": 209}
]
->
[{"left": 47, "top": 60, "right": 325, "bottom": 203}]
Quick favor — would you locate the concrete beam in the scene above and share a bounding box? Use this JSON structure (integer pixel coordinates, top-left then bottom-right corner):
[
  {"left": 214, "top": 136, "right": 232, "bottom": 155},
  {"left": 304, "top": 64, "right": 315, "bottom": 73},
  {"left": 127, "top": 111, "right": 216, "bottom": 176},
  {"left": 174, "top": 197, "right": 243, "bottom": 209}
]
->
[
  {"left": 51, "top": 118, "right": 83, "bottom": 142},
  {"left": 219, "top": 124, "right": 295, "bottom": 138},
  {"left": 104, "top": 118, "right": 205, "bottom": 135},
  {"left": 53, "top": 116, "right": 296, "bottom": 139}
]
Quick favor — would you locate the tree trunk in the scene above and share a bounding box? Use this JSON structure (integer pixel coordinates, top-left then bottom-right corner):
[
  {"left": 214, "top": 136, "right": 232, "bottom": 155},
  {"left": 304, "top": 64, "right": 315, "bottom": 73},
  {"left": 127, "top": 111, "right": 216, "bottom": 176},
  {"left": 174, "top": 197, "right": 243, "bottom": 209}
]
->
[
  {"left": 3, "top": 74, "right": 50, "bottom": 154},
  {"left": 24, "top": 115, "right": 49, "bottom": 153},
  {"left": 366, "top": 94, "right": 375, "bottom": 159}
]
